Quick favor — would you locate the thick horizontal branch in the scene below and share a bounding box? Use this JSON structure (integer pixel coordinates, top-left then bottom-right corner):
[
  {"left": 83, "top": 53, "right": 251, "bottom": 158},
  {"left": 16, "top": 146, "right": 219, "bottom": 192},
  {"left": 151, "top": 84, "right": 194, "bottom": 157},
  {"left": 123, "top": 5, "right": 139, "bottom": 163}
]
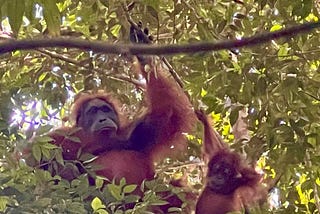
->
[{"left": 0, "top": 22, "right": 319, "bottom": 55}]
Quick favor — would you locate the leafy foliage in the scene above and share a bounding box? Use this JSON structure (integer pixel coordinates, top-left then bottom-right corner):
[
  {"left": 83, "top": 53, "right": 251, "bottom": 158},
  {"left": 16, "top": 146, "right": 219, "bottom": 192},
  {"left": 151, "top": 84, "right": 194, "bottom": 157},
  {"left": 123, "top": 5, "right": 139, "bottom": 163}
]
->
[{"left": 0, "top": 0, "right": 320, "bottom": 213}]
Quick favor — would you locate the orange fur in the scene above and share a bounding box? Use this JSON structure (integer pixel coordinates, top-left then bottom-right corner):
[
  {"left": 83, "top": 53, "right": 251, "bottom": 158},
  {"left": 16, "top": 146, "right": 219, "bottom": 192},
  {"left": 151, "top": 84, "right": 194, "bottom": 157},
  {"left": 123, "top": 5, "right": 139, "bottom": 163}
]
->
[
  {"left": 94, "top": 150, "right": 154, "bottom": 185},
  {"left": 22, "top": 60, "right": 197, "bottom": 212},
  {"left": 196, "top": 111, "right": 266, "bottom": 214},
  {"left": 143, "top": 65, "right": 196, "bottom": 161},
  {"left": 45, "top": 62, "right": 196, "bottom": 185}
]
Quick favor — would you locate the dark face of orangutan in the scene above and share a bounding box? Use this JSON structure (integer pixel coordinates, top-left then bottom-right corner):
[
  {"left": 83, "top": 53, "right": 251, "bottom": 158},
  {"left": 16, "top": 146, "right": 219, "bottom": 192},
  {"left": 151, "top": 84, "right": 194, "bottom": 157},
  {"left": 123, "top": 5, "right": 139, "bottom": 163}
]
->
[
  {"left": 77, "top": 98, "right": 119, "bottom": 136},
  {"left": 207, "top": 153, "right": 244, "bottom": 195}
]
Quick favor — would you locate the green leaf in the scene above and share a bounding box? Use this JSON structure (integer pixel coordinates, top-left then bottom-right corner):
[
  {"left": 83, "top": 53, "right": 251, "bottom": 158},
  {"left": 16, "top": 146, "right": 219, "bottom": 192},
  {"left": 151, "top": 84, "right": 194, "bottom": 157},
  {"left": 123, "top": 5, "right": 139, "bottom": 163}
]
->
[
  {"left": 0, "top": 187, "right": 22, "bottom": 196},
  {"left": 55, "top": 149, "right": 64, "bottom": 165},
  {"left": 216, "top": 20, "right": 227, "bottom": 33},
  {"left": 124, "top": 194, "right": 140, "bottom": 203},
  {"left": 110, "top": 24, "right": 121, "bottom": 37},
  {"left": 146, "top": 5, "right": 159, "bottom": 21},
  {"left": 255, "top": 77, "right": 267, "bottom": 96},
  {"left": 66, "top": 202, "right": 87, "bottom": 214},
  {"left": 149, "top": 199, "right": 168, "bottom": 206},
  {"left": 34, "top": 198, "right": 51, "bottom": 207},
  {"left": 96, "top": 209, "right": 109, "bottom": 214},
  {"left": 99, "top": 0, "right": 109, "bottom": 7},
  {"left": 32, "top": 144, "right": 42, "bottom": 162},
  {"left": 270, "top": 24, "right": 283, "bottom": 32},
  {"left": 202, "top": 95, "right": 218, "bottom": 113},
  {"left": 34, "top": 135, "right": 53, "bottom": 143},
  {"left": 42, "top": 142, "right": 58, "bottom": 149},
  {"left": 143, "top": 0, "right": 160, "bottom": 11},
  {"left": 7, "top": 0, "right": 25, "bottom": 35},
  {"left": 95, "top": 178, "right": 105, "bottom": 189},
  {"left": 278, "top": 43, "right": 289, "bottom": 58},
  {"left": 41, "top": 147, "right": 51, "bottom": 159},
  {"left": 229, "top": 108, "right": 239, "bottom": 126},
  {"left": 42, "top": 0, "right": 61, "bottom": 36},
  {"left": 107, "top": 183, "right": 122, "bottom": 200},
  {"left": 35, "top": 125, "right": 54, "bottom": 135},
  {"left": 168, "top": 206, "right": 182, "bottom": 212},
  {"left": 91, "top": 197, "right": 106, "bottom": 211},
  {"left": 197, "top": 23, "right": 213, "bottom": 40},
  {"left": 292, "top": 0, "right": 312, "bottom": 18},
  {"left": 119, "top": 177, "right": 126, "bottom": 186},
  {"left": 123, "top": 184, "right": 137, "bottom": 193},
  {"left": 0, "top": 196, "right": 9, "bottom": 212}
]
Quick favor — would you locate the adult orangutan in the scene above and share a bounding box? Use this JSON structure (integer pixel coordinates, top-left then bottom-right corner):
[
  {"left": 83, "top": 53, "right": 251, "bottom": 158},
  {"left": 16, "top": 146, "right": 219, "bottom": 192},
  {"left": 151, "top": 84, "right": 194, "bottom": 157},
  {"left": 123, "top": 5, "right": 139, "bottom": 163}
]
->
[
  {"left": 195, "top": 110, "right": 266, "bottom": 214},
  {"left": 18, "top": 22, "right": 196, "bottom": 213},
  {"left": 33, "top": 23, "right": 195, "bottom": 191}
]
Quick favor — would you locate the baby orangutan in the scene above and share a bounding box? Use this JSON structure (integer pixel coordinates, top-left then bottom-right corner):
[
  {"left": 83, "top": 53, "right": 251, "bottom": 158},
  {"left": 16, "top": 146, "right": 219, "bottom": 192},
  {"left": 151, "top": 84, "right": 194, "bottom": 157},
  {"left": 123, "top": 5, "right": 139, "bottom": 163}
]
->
[{"left": 195, "top": 110, "right": 266, "bottom": 214}]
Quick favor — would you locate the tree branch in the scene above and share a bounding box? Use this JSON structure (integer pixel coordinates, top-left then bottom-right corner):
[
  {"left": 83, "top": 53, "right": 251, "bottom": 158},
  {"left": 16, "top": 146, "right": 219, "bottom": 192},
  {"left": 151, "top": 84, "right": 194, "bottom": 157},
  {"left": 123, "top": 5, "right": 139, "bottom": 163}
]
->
[
  {"left": 38, "top": 49, "right": 144, "bottom": 88},
  {"left": 0, "top": 22, "right": 319, "bottom": 55},
  {"left": 121, "top": 4, "right": 185, "bottom": 88}
]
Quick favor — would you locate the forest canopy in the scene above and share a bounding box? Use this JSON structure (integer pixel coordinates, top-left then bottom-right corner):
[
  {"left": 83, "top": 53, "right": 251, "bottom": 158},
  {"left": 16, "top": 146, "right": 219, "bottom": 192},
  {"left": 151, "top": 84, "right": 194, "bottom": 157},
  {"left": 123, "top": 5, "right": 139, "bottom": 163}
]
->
[{"left": 0, "top": 0, "right": 319, "bottom": 213}]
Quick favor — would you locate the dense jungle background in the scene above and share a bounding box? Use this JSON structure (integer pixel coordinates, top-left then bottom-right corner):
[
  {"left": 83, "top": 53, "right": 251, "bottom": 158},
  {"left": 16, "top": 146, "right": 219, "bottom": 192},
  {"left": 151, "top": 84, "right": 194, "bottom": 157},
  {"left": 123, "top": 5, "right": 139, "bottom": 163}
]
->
[{"left": 0, "top": 0, "right": 319, "bottom": 213}]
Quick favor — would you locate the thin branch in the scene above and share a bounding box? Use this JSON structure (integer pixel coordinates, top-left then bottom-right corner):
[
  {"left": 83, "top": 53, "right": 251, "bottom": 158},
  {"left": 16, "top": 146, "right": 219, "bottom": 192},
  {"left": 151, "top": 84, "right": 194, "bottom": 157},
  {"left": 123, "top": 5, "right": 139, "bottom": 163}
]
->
[
  {"left": 38, "top": 49, "right": 144, "bottom": 88},
  {"left": 156, "top": 161, "right": 204, "bottom": 174},
  {"left": 0, "top": 22, "right": 319, "bottom": 56},
  {"left": 37, "top": 49, "right": 84, "bottom": 66},
  {"left": 300, "top": 90, "right": 320, "bottom": 101},
  {"left": 160, "top": 56, "right": 184, "bottom": 88}
]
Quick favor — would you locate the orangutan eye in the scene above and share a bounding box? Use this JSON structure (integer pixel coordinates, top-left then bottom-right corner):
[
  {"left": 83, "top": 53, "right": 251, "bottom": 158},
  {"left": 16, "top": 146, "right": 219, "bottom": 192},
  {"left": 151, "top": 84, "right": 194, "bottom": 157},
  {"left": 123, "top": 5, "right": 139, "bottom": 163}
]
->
[
  {"left": 87, "top": 106, "right": 98, "bottom": 115},
  {"left": 101, "top": 105, "right": 111, "bottom": 112}
]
